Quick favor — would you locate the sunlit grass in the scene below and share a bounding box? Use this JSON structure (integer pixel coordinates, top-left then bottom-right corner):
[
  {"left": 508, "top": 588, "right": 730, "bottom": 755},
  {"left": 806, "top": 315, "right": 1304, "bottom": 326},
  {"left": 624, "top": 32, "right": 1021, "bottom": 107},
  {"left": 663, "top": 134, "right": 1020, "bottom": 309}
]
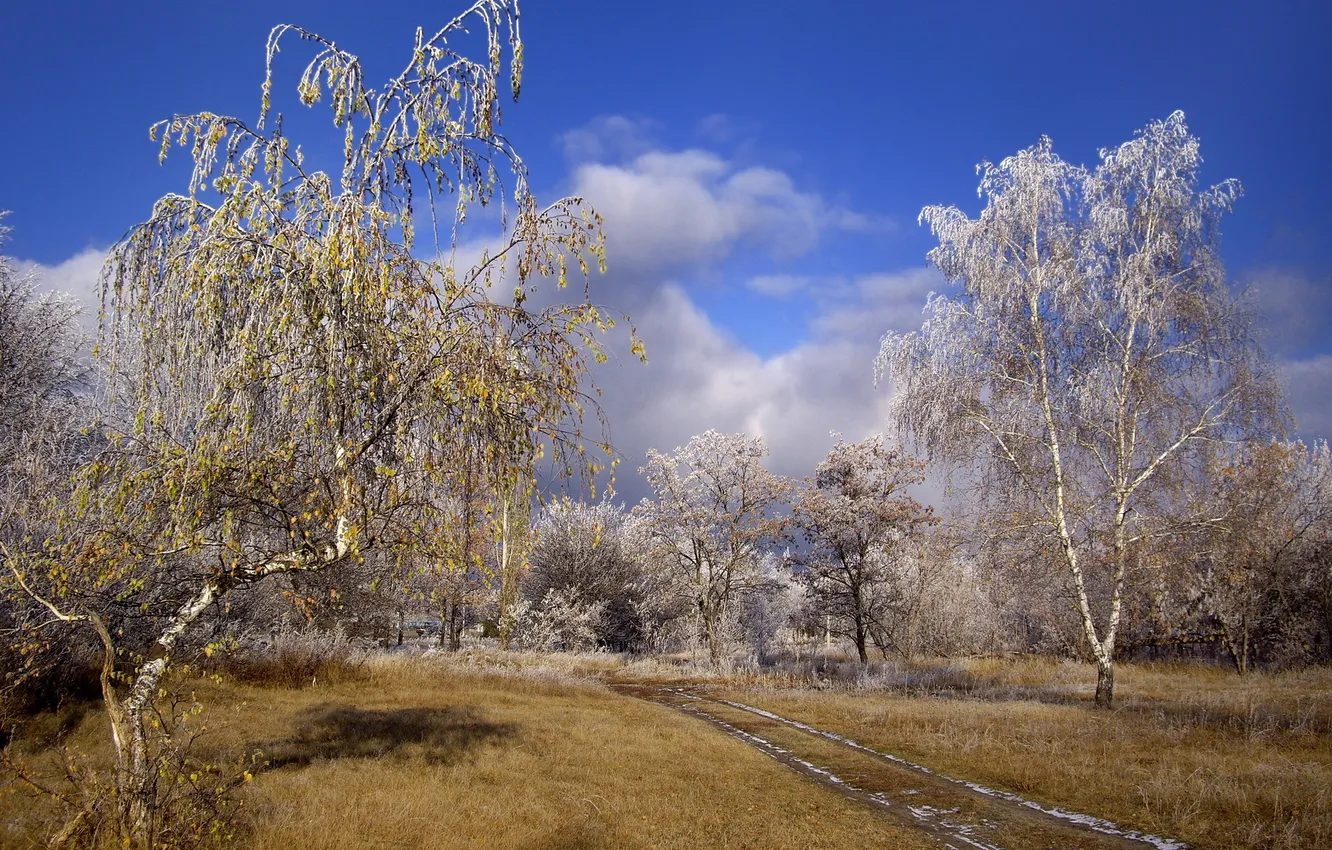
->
[
  {"left": 5, "top": 650, "right": 1329, "bottom": 849},
  {"left": 1, "top": 654, "right": 932, "bottom": 850}
]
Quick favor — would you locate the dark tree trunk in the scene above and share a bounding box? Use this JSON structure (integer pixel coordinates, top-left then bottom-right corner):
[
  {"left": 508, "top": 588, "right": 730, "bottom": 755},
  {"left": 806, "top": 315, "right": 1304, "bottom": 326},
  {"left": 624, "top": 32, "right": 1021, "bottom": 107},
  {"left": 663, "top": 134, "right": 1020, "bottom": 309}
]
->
[{"left": 1094, "top": 657, "right": 1115, "bottom": 708}]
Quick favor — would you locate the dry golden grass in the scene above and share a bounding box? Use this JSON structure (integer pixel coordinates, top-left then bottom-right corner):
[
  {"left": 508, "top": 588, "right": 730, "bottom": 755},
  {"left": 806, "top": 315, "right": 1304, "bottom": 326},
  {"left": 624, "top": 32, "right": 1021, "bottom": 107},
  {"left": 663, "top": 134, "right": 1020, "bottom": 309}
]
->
[
  {"left": 703, "top": 657, "right": 1332, "bottom": 850},
  {"left": 6, "top": 650, "right": 1328, "bottom": 849},
  {"left": 1, "top": 653, "right": 933, "bottom": 850}
]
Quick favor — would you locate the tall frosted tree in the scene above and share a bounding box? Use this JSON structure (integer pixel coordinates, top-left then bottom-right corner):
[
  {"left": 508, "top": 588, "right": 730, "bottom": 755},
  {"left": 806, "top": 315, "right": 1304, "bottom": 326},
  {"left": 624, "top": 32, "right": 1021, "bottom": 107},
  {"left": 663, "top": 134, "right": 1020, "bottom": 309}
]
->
[
  {"left": 877, "top": 113, "right": 1283, "bottom": 707},
  {"left": 4, "top": 3, "right": 637, "bottom": 845}
]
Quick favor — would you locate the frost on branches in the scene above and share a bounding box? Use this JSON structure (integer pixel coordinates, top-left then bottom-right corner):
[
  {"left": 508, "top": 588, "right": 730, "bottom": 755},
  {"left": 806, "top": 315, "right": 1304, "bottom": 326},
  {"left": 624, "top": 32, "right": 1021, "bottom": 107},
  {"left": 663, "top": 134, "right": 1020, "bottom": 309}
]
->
[
  {"left": 794, "top": 435, "right": 936, "bottom": 664},
  {"left": 636, "top": 431, "right": 793, "bottom": 667},
  {"left": 876, "top": 112, "right": 1284, "bottom": 707}
]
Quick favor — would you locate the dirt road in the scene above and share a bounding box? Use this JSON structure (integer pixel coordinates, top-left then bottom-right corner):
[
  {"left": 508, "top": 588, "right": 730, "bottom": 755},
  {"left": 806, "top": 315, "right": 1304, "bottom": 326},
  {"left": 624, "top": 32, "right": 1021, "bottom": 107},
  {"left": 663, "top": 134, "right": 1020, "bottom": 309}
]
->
[{"left": 613, "top": 684, "right": 1186, "bottom": 850}]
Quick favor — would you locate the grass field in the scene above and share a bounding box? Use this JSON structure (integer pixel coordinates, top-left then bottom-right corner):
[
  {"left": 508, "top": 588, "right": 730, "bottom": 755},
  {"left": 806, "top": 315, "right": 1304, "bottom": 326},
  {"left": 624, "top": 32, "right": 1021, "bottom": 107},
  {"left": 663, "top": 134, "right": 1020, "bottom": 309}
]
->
[
  {"left": 2, "top": 651, "right": 1329, "bottom": 849},
  {"left": 1, "top": 654, "right": 930, "bottom": 850}
]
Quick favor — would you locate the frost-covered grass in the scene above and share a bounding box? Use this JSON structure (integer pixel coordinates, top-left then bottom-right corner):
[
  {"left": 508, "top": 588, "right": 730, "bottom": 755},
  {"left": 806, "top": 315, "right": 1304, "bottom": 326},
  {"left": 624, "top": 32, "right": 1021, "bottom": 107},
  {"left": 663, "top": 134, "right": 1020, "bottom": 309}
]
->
[{"left": 0, "top": 652, "right": 932, "bottom": 850}]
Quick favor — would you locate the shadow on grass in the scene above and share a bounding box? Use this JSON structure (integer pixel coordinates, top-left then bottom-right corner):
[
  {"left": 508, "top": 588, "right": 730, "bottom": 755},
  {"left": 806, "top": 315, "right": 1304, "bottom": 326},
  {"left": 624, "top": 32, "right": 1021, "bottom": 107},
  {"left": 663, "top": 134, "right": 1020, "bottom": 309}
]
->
[
  {"left": 515, "top": 822, "right": 611, "bottom": 850},
  {"left": 255, "top": 703, "right": 517, "bottom": 771}
]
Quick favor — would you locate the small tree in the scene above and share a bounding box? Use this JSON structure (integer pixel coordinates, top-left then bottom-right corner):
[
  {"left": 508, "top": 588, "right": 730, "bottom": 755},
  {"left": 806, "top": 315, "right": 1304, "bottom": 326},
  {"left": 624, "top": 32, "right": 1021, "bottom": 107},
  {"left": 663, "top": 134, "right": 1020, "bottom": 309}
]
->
[
  {"left": 4, "top": 5, "right": 634, "bottom": 845},
  {"left": 636, "top": 431, "right": 792, "bottom": 666},
  {"left": 1194, "top": 440, "right": 1332, "bottom": 672},
  {"left": 737, "top": 551, "right": 803, "bottom": 664},
  {"left": 794, "top": 435, "right": 935, "bottom": 664},
  {"left": 877, "top": 112, "right": 1284, "bottom": 706}
]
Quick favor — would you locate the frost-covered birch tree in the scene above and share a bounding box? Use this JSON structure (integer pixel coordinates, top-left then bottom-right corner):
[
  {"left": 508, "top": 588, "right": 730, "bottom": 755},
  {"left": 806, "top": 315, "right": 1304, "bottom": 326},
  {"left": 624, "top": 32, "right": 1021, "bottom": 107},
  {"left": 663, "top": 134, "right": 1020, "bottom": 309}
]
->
[
  {"left": 2, "top": 4, "right": 637, "bottom": 844},
  {"left": 877, "top": 112, "right": 1283, "bottom": 707},
  {"left": 636, "top": 431, "right": 792, "bottom": 666}
]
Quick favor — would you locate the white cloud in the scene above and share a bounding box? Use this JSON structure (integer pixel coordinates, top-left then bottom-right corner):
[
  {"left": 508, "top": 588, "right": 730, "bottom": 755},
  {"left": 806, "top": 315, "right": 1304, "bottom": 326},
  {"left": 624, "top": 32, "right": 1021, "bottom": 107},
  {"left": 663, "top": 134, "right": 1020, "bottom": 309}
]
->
[
  {"left": 811, "top": 269, "right": 940, "bottom": 341},
  {"left": 570, "top": 150, "right": 832, "bottom": 284},
  {"left": 559, "top": 115, "right": 659, "bottom": 165},
  {"left": 593, "top": 286, "right": 894, "bottom": 494},
  {"left": 1282, "top": 354, "right": 1332, "bottom": 442},
  {"left": 745, "top": 274, "right": 810, "bottom": 298},
  {"left": 1245, "top": 267, "right": 1332, "bottom": 357},
  {"left": 563, "top": 127, "right": 879, "bottom": 294},
  {"left": 17, "top": 248, "right": 106, "bottom": 330}
]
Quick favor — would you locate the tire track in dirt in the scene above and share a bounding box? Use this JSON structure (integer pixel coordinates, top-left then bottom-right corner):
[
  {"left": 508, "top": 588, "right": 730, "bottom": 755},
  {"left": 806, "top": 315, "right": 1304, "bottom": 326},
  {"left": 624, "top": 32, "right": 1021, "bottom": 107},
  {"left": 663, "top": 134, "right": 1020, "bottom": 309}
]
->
[{"left": 611, "top": 684, "right": 1186, "bottom": 850}]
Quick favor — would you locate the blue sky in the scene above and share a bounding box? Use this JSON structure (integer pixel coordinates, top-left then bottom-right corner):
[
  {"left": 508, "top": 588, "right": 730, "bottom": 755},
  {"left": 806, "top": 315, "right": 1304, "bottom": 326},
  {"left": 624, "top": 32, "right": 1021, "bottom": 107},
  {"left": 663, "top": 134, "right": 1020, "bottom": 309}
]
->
[{"left": 3, "top": 0, "right": 1330, "bottom": 496}]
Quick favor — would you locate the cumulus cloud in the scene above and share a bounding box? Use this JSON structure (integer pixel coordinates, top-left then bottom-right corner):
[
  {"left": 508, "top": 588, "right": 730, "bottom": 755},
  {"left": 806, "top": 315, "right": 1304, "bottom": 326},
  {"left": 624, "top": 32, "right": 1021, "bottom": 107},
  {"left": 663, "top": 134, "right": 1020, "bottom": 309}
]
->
[
  {"left": 593, "top": 267, "right": 938, "bottom": 503},
  {"left": 17, "top": 248, "right": 106, "bottom": 330},
  {"left": 592, "top": 288, "right": 892, "bottom": 492},
  {"left": 569, "top": 150, "right": 837, "bottom": 287},
  {"left": 555, "top": 115, "right": 890, "bottom": 302},
  {"left": 1282, "top": 354, "right": 1332, "bottom": 443},
  {"left": 1245, "top": 267, "right": 1332, "bottom": 358}
]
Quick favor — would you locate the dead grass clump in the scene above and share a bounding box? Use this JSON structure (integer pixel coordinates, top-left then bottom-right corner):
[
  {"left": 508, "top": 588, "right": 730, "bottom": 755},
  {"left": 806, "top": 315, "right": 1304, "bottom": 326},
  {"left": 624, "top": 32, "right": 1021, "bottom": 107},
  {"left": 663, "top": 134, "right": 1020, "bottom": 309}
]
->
[{"left": 217, "top": 624, "right": 369, "bottom": 689}]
